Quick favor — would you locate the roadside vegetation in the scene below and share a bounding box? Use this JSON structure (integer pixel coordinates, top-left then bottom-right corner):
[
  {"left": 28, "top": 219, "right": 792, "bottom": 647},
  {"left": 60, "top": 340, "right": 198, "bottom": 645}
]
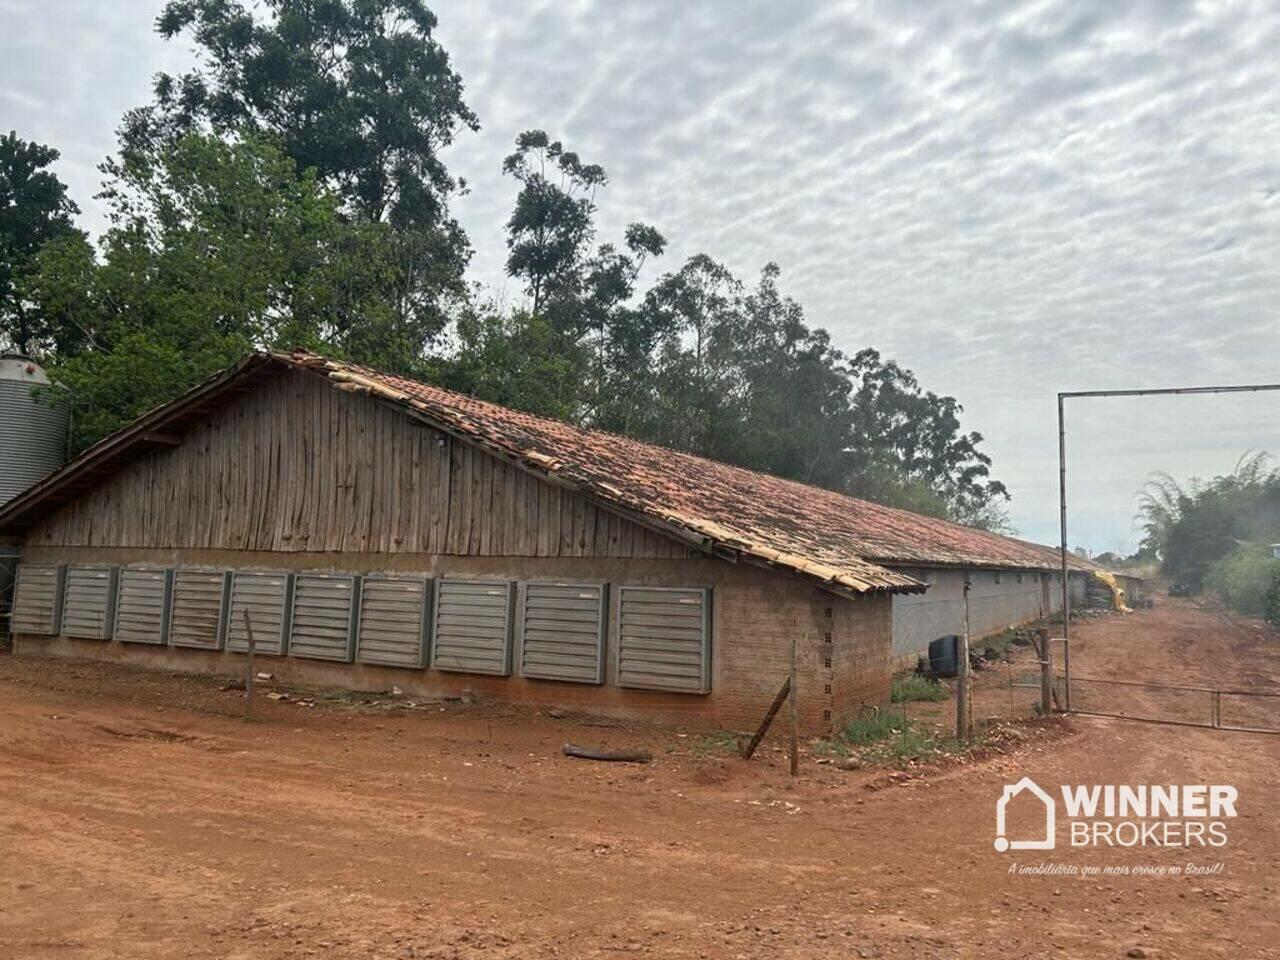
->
[
  {"left": 819, "top": 708, "right": 964, "bottom": 765},
  {"left": 890, "top": 674, "right": 950, "bottom": 703},
  {"left": 1139, "top": 452, "right": 1280, "bottom": 626}
]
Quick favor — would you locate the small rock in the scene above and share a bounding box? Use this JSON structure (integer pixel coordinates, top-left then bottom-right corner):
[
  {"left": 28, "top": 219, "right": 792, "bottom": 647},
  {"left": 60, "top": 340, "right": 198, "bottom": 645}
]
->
[
  {"left": 836, "top": 757, "right": 863, "bottom": 771},
  {"left": 1127, "top": 948, "right": 1148, "bottom": 959}
]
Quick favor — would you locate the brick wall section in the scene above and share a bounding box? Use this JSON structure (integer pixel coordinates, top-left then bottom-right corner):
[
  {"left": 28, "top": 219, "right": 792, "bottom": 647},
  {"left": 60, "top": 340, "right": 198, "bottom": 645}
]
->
[
  {"left": 14, "top": 546, "right": 892, "bottom": 735},
  {"left": 830, "top": 591, "right": 892, "bottom": 729}
]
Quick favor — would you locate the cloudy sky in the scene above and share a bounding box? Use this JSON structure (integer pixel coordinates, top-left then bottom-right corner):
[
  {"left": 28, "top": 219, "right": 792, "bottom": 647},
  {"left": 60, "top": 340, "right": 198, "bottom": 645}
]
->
[{"left": 4, "top": 0, "right": 1279, "bottom": 551}]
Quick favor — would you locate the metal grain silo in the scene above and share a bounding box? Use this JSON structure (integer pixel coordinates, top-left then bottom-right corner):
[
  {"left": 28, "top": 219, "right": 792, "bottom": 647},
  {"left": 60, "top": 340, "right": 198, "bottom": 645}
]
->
[{"left": 1, "top": 355, "right": 69, "bottom": 507}]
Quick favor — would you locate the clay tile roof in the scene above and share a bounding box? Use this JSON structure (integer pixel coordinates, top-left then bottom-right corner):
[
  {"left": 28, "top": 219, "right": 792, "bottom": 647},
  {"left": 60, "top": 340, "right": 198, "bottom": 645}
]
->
[{"left": 280, "top": 350, "right": 1093, "bottom": 595}]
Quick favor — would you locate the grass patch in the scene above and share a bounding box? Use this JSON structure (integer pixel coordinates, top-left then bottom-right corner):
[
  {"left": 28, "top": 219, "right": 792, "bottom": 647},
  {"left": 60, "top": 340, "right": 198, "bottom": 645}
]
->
[
  {"left": 840, "top": 708, "right": 910, "bottom": 745},
  {"left": 821, "top": 707, "right": 969, "bottom": 765},
  {"left": 891, "top": 674, "right": 951, "bottom": 703},
  {"left": 683, "top": 729, "right": 744, "bottom": 757}
]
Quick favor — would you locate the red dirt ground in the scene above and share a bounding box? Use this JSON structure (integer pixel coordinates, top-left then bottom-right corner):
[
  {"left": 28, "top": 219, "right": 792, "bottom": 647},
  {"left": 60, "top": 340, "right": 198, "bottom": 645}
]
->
[{"left": 1, "top": 596, "right": 1277, "bottom": 959}]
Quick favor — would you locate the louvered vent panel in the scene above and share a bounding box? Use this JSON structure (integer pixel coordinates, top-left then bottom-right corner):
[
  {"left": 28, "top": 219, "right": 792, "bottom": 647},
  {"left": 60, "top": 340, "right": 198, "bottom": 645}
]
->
[
  {"left": 617, "top": 587, "right": 711, "bottom": 693},
  {"left": 62, "top": 567, "right": 119, "bottom": 640},
  {"left": 431, "top": 580, "right": 514, "bottom": 676},
  {"left": 10, "top": 564, "right": 63, "bottom": 635},
  {"left": 225, "top": 572, "right": 292, "bottom": 656},
  {"left": 520, "top": 582, "right": 606, "bottom": 684},
  {"left": 356, "top": 576, "right": 431, "bottom": 668},
  {"left": 113, "top": 568, "right": 173, "bottom": 645},
  {"left": 288, "top": 574, "right": 358, "bottom": 662},
  {"left": 169, "top": 570, "right": 230, "bottom": 649}
]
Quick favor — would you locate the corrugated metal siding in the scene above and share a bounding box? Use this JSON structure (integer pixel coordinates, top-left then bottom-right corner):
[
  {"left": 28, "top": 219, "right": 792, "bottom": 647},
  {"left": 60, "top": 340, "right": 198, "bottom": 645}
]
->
[
  {"left": 519, "top": 582, "right": 606, "bottom": 684},
  {"left": 113, "top": 568, "right": 173, "bottom": 645},
  {"left": 0, "top": 375, "right": 68, "bottom": 507},
  {"left": 356, "top": 576, "right": 431, "bottom": 668},
  {"left": 62, "top": 566, "right": 118, "bottom": 640},
  {"left": 616, "top": 587, "right": 711, "bottom": 693},
  {"left": 10, "top": 563, "right": 63, "bottom": 635},
  {"left": 168, "top": 570, "right": 231, "bottom": 649},
  {"left": 431, "top": 580, "right": 514, "bottom": 676},
  {"left": 225, "top": 571, "right": 292, "bottom": 656},
  {"left": 288, "top": 574, "right": 358, "bottom": 662}
]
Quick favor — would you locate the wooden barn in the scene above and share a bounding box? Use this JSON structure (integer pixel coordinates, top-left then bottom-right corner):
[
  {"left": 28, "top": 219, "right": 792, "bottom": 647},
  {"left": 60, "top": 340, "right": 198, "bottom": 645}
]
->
[{"left": 0, "top": 350, "right": 1093, "bottom": 733}]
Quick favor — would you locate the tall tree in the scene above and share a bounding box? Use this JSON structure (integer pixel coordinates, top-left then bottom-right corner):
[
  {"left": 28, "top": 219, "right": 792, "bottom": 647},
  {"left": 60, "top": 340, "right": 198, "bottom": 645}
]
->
[
  {"left": 502, "top": 129, "right": 607, "bottom": 325},
  {"left": 0, "top": 132, "right": 83, "bottom": 355},
  {"left": 122, "top": 0, "right": 479, "bottom": 351},
  {"left": 497, "top": 130, "right": 665, "bottom": 417},
  {"left": 844, "top": 349, "right": 1009, "bottom": 527}
]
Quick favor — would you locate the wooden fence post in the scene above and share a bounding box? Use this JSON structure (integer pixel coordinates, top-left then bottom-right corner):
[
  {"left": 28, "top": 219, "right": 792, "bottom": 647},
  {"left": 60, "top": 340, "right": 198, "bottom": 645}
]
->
[
  {"left": 956, "top": 574, "right": 972, "bottom": 740},
  {"left": 1038, "top": 629, "right": 1053, "bottom": 716},
  {"left": 789, "top": 635, "right": 799, "bottom": 777},
  {"left": 741, "top": 677, "right": 791, "bottom": 760}
]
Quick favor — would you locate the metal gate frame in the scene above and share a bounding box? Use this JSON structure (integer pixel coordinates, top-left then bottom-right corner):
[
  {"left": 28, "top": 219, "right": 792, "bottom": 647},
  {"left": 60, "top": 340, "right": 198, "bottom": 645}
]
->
[
  {"left": 1054, "top": 673, "right": 1280, "bottom": 736},
  {"left": 1056, "top": 381, "right": 1280, "bottom": 711}
]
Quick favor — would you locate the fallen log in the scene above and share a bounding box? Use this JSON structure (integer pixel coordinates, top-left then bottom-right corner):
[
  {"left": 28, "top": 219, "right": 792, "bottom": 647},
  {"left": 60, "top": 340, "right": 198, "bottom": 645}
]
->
[{"left": 562, "top": 742, "right": 652, "bottom": 763}]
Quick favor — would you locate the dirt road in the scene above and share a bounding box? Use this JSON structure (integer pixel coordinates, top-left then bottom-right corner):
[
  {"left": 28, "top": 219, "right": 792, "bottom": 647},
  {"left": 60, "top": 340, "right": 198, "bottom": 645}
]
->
[{"left": 1, "top": 597, "right": 1277, "bottom": 959}]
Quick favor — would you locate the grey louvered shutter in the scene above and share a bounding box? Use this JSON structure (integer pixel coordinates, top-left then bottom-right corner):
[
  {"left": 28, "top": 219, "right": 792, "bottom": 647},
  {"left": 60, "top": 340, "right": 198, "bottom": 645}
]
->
[
  {"left": 62, "top": 566, "right": 119, "bottom": 640},
  {"left": 169, "top": 570, "right": 231, "bottom": 649},
  {"left": 10, "top": 563, "right": 64, "bottom": 635},
  {"left": 113, "top": 568, "right": 173, "bottom": 645},
  {"left": 431, "top": 579, "right": 514, "bottom": 676},
  {"left": 288, "top": 574, "right": 359, "bottom": 662},
  {"left": 356, "top": 576, "right": 431, "bottom": 668},
  {"left": 616, "top": 587, "right": 711, "bottom": 693},
  {"left": 520, "top": 582, "right": 606, "bottom": 684},
  {"left": 225, "top": 571, "right": 293, "bottom": 656}
]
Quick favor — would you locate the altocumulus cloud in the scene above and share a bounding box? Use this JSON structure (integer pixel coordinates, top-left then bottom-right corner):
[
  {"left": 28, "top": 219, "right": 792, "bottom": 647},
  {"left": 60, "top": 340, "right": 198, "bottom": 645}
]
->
[{"left": 4, "top": 0, "right": 1280, "bottom": 549}]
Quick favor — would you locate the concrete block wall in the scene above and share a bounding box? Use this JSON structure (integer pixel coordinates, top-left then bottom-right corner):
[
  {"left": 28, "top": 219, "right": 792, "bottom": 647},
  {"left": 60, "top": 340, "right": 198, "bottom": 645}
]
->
[
  {"left": 13, "top": 545, "right": 892, "bottom": 735},
  {"left": 888, "top": 567, "right": 1090, "bottom": 667}
]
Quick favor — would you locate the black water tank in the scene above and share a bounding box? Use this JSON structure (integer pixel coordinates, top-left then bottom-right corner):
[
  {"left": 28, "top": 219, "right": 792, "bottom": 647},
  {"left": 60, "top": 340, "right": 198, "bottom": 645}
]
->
[{"left": 928, "top": 635, "right": 961, "bottom": 677}]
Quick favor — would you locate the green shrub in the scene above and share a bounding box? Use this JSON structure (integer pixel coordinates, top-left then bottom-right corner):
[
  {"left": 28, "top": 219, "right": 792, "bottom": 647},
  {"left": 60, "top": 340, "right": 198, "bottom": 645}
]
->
[
  {"left": 1205, "top": 546, "right": 1280, "bottom": 616},
  {"left": 1267, "top": 565, "right": 1280, "bottom": 628},
  {"left": 891, "top": 674, "right": 951, "bottom": 703}
]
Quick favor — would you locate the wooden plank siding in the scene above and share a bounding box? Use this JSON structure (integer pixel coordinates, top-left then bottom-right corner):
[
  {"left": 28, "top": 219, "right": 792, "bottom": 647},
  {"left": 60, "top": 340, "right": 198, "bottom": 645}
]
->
[{"left": 24, "top": 371, "right": 688, "bottom": 560}]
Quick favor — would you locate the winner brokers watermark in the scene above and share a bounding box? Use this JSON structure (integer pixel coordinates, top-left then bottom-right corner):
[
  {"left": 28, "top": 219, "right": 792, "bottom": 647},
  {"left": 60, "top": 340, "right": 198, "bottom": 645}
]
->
[{"left": 995, "top": 777, "right": 1238, "bottom": 851}]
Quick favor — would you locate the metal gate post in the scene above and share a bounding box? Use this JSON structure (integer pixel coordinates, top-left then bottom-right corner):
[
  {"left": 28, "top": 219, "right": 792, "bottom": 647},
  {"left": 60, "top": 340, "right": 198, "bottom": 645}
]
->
[{"left": 1057, "top": 394, "right": 1072, "bottom": 713}]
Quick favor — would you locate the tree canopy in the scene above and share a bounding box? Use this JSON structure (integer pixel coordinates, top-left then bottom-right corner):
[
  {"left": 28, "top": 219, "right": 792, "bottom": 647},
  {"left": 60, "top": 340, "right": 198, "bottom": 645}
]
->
[
  {"left": 24, "top": 134, "right": 424, "bottom": 448},
  {"left": 444, "top": 132, "right": 1011, "bottom": 529},
  {"left": 0, "top": 132, "right": 83, "bottom": 355},
  {"left": 9, "top": 7, "right": 1013, "bottom": 531}
]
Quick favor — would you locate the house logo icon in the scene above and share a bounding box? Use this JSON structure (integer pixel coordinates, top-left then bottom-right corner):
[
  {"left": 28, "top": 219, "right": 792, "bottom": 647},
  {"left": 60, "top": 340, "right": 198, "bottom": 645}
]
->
[{"left": 995, "top": 776, "right": 1056, "bottom": 852}]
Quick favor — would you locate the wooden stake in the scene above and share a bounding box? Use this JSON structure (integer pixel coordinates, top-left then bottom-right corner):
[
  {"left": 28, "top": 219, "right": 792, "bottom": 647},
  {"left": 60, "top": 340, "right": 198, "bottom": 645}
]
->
[
  {"left": 956, "top": 575, "right": 971, "bottom": 741},
  {"left": 243, "top": 608, "right": 256, "bottom": 717},
  {"left": 741, "top": 677, "right": 791, "bottom": 760},
  {"left": 789, "top": 634, "right": 799, "bottom": 777}
]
